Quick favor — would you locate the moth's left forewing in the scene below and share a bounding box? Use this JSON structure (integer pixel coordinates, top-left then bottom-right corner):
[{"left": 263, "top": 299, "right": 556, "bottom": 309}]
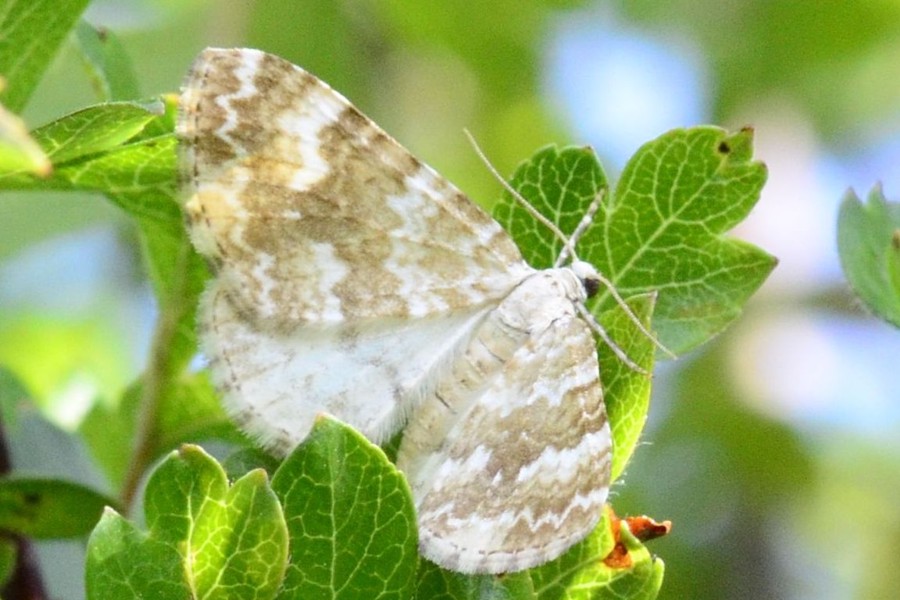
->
[{"left": 178, "top": 48, "right": 529, "bottom": 328}]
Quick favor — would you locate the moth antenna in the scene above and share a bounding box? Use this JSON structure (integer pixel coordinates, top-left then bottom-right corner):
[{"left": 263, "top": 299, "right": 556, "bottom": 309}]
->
[
  {"left": 575, "top": 302, "right": 647, "bottom": 374},
  {"left": 591, "top": 271, "right": 677, "bottom": 359},
  {"left": 554, "top": 189, "right": 603, "bottom": 268},
  {"left": 464, "top": 129, "right": 578, "bottom": 262},
  {"left": 466, "top": 129, "right": 676, "bottom": 363}
]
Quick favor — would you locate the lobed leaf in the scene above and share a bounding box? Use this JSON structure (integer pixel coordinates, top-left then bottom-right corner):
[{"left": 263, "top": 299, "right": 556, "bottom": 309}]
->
[
  {"left": 590, "top": 127, "right": 774, "bottom": 353},
  {"left": 493, "top": 127, "right": 773, "bottom": 482},
  {"left": 495, "top": 127, "right": 774, "bottom": 357}
]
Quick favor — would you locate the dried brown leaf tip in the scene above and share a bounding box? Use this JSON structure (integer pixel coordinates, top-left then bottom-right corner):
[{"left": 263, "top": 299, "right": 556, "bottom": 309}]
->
[{"left": 603, "top": 510, "right": 672, "bottom": 570}]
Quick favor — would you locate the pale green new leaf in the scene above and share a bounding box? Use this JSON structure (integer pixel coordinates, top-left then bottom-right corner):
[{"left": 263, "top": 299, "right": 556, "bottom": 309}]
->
[
  {"left": 87, "top": 445, "right": 289, "bottom": 599},
  {"left": 144, "top": 444, "right": 229, "bottom": 544},
  {"left": 190, "top": 469, "right": 288, "bottom": 600}
]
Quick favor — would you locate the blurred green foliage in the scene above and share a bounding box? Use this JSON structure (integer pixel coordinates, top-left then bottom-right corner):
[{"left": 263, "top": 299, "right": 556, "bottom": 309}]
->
[{"left": 1, "top": 1, "right": 899, "bottom": 599}]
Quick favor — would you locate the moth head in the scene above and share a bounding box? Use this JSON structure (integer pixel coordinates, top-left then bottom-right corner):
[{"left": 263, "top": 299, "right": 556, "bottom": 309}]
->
[{"left": 571, "top": 260, "right": 601, "bottom": 298}]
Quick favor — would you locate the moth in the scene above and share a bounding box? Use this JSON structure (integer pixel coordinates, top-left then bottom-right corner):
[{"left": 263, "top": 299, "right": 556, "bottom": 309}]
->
[{"left": 177, "top": 47, "right": 659, "bottom": 574}]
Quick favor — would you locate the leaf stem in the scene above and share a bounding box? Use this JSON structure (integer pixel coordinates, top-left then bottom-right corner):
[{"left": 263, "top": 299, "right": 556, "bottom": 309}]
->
[{"left": 119, "top": 234, "right": 194, "bottom": 511}]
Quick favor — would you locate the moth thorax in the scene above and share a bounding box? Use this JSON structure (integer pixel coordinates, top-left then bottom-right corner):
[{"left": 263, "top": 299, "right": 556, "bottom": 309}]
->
[{"left": 570, "top": 260, "right": 601, "bottom": 298}]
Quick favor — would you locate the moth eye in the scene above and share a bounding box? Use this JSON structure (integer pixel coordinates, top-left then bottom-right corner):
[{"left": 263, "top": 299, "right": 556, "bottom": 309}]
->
[{"left": 584, "top": 276, "right": 600, "bottom": 298}]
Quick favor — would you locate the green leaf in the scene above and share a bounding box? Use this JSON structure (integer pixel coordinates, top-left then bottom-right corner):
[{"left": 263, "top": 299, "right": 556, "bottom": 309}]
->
[
  {"left": 837, "top": 186, "right": 900, "bottom": 327},
  {"left": 86, "top": 508, "right": 189, "bottom": 600},
  {"left": 54, "top": 134, "right": 178, "bottom": 213},
  {"left": 74, "top": 21, "right": 140, "bottom": 101},
  {"left": 530, "top": 509, "right": 664, "bottom": 600},
  {"left": 483, "top": 131, "right": 771, "bottom": 595},
  {"left": 594, "top": 127, "right": 773, "bottom": 353},
  {"left": 271, "top": 417, "right": 418, "bottom": 600},
  {"left": 143, "top": 444, "right": 230, "bottom": 544},
  {"left": 88, "top": 445, "right": 289, "bottom": 600},
  {"left": 191, "top": 469, "right": 288, "bottom": 600},
  {"left": 0, "top": 0, "right": 91, "bottom": 112},
  {"left": 598, "top": 295, "right": 656, "bottom": 481},
  {"left": 0, "top": 101, "right": 174, "bottom": 199},
  {"left": 494, "top": 129, "right": 774, "bottom": 356},
  {"left": 493, "top": 144, "right": 609, "bottom": 271},
  {"left": 416, "top": 566, "right": 536, "bottom": 600},
  {"left": 0, "top": 478, "right": 114, "bottom": 538},
  {"left": 29, "top": 102, "right": 162, "bottom": 165}
]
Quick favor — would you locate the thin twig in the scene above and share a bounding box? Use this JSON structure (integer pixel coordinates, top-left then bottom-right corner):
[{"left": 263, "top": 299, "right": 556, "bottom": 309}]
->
[{"left": 119, "top": 237, "right": 195, "bottom": 510}]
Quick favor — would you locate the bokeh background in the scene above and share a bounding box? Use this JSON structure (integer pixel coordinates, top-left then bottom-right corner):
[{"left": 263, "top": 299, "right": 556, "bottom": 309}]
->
[{"left": 2, "top": 1, "right": 900, "bottom": 598}]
